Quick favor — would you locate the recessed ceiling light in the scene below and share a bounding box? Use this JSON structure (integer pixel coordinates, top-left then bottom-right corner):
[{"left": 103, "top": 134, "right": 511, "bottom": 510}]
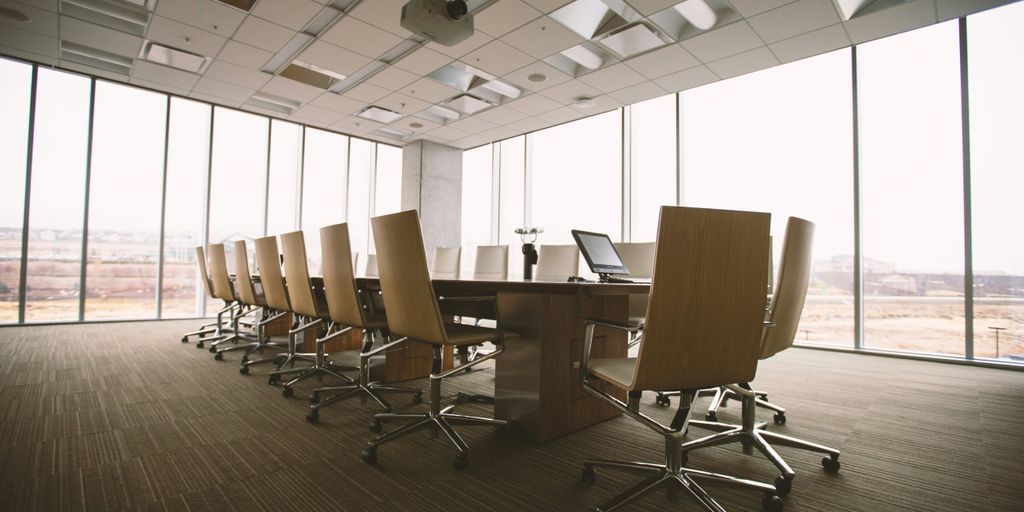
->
[
  {"left": 358, "top": 106, "right": 404, "bottom": 124},
  {"left": 444, "top": 94, "right": 494, "bottom": 115},
  {"left": 140, "top": 41, "right": 211, "bottom": 74},
  {"left": 597, "top": 22, "right": 670, "bottom": 59},
  {"left": 0, "top": 6, "right": 31, "bottom": 22},
  {"left": 574, "top": 97, "right": 595, "bottom": 108},
  {"left": 527, "top": 73, "right": 548, "bottom": 83},
  {"left": 673, "top": 0, "right": 716, "bottom": 30}
]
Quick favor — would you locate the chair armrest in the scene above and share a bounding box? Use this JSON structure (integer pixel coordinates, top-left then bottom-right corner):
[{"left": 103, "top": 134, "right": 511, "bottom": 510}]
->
[
  {"left": 438, "top": 296, "right": 505, "bottom": 343},
  {"left": 585, "top": 317, "right": 639, "bottom": 332}
]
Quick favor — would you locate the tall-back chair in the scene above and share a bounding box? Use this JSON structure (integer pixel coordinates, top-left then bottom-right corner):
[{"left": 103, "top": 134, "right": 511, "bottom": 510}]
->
[
  {"left": 533, "top": 244, "right": 579, "bottom": 281},
  {"left": 180, "top": 246, "right": 226, "bottom": 346},
  {"left": 680, "top": 217, "right": 840, "bottom": 496},
  {"left": 305, "top": 223, "right": 422, "bottom": 423},
  {"left": 364, "top": 253, "right": 379, "bottom": 277},
  {"left": 362, "top": 210, "right": 513, "bottom": 470},
  {"left": 473, "top": 245, "right": 509, "bottom": 280},
  {"left": 614, "top": 242, "right": 656, "bottom": 345},
  {"left": 204, "top": 244, "right": 249, "bottom": 353},
  {"left": 267, "top": 230, "right": 355, "bottom": 398},
  {"left": 577, "top": 206, "right": 784, "bottom": 512},
  {"left": 232, "top": 240, "right": 289, "bottom": 373},
  {"left": 431, "top": 246, "right": 461, "bottom": 279}
]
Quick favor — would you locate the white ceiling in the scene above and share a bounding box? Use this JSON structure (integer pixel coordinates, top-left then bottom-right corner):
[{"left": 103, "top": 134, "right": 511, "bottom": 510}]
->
[{"left": 0, "top": 0, "right": 1016, "bottom": 149}]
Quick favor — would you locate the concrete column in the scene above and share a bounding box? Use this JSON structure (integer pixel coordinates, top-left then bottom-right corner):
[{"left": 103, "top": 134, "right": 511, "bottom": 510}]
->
[{"left": 401, "top": 140, "right": 462, "bottom": 264}]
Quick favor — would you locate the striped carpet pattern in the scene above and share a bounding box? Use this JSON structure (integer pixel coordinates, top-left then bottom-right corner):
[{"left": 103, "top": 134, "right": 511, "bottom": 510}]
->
[{"left": 0, "top": 320, "right": 1021, "bottom": 511}]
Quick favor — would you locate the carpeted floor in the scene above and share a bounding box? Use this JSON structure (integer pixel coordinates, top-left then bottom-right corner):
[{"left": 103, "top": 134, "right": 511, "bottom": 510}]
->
[{"left": 0, "top": 319, "right": 1022, "bottom": 511}]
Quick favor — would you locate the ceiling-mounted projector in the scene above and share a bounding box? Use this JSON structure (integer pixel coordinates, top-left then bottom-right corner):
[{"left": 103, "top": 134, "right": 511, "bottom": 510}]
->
[{"left": 401, "top": 0, "right": 474, "bottom": 46}]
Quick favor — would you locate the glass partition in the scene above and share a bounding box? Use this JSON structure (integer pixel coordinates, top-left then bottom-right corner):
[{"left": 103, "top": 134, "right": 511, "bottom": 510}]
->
[{"left": 0, "top": 58, "right": 32, "bottom": 322}]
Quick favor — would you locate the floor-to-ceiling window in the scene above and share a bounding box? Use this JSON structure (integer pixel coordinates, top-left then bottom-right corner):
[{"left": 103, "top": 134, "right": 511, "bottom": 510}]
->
[
  {"left": 629, "top": 94, "right": 677, "bottom": 243},
  {"left": 301, "top": 128, "right": 349, "bottom": 274},
  {"left": 347, "top": 138, "right": 374, "bottom": 261},
  {"left": 859, "top": 21, "right": 966, "bottom": 356},
  {"left": 0, "top": 58, "right": 32, "bottom": 322},
  {"left": 967, "top": 1, "right": 1024, "bottom": 361},
  {"left": 461, "top": 144, "right": 493, "bottom": 278},
  {"left": 681, "top": 49, "right": 855, "bottom": 347},
  {"left": 498, "top": 136, "right": 526, "bottom": 279},
  {"left": 266, "top": 120, "right": 303, "bottom": 237}
]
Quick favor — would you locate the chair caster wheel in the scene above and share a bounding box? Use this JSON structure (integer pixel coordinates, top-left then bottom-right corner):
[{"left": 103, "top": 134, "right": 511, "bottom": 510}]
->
[
  {"left": 655, "top": 395, "right": 671, "bottom": 407},
  {"left": 362, "top": 447, "right": 377, "bottom": 465},
  {"left": 268, "top": 374, "right": 279, "bottom": 385},
  {"left": 774, "top": 475, "right": 793, "bottom": 495},
  {"left": 214, "top": 352, "right": 223, "bottom": 361},
  {"left": 369, "top": 420, "right": 383, "bottom": 433},
  {"left": 412, "top": 393, "right": 423, "bottom": 405},
  {"left": 773, "top": 413, "right": 786, "bottom": 425},
  {"left": 196, "top": 342, "right": 204, "bottom": 349},
  {"left": 822, "top": 455, "right": 841, "bottom": 473},
  {"left": 239, "top": 366, "right": 249, "bottom": 375},
  {"left": 306, "top": 409, "right": 319, "bottom": 423},
  {"left": 453, "top": 453, "right": 469, "bottom": 470},
  {"left": 208, "top": 346, "right": 217, "bottom": 353},
  {"left": 581, "top": 466, "right": 596, "bottom": 485},
  {"left": 762, "top": 495, "right": 784, "bottom": 512},
  {"left": 705, "top": 411, "right": 718, "bottom": 422},
  {"left": 282, "top": 387, "right": 293, "bottom": 398},
  {"left": 455, "top": 392, "right": 469, "bottom": 403},
  {"left": 309, "top": 392, "right": 320, "bottom": 404},
  {"left": 181, "top": 336, "right": 188, "bottom": 343}
]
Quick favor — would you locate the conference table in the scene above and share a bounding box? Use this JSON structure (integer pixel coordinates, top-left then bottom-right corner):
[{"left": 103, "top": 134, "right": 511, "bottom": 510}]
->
[{"left": 357, "top": 277, "right": 650, "bottom": 443}]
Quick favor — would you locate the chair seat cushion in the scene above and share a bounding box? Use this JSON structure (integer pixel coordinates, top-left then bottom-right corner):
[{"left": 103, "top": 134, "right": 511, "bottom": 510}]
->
[
  {"left": 588, "top": 357, "right": 637, "bottom": 390},
  {"left": 443, "top": 323, "right": 518, "bottom": 346}
]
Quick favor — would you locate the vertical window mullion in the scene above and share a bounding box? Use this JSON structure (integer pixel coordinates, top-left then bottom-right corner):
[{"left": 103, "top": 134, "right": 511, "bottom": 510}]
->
[
  {"left": 851, "top": 46, "right": 864, "bottom": 351},
  {"left": 200, "top": 107, "right": 215, "bottom": 316},
  {"left": 156, "top": 95, "right": 171, "bottom": 319},
  {"left": 621, "top": 106, "right": 632, "bottom": 242},
  {"left": 78, "top": 79, "right": 97, "bottom": 322},
  {"left": 17, "top": 66, "right": 39, "bottom": 324},
  {"left": 959, "top": 17, "right": 975, "bottom": 359}
]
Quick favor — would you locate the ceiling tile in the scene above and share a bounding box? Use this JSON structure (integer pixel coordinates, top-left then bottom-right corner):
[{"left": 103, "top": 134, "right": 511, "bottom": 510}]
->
[
  {"left": 146, "top": 15, "right": 226, "bottom": 58},
  {"left": 427, "top": 30, "right": 493, "bottom": 58},
  {"left": 204, "top": 59, "right": 273, "bottom": 89},
  {"left": 193, "top": 76, "right": 256, "bottom": 102},
  {"left": 448, "top": 116, "right": 498, "bottom": 133},
  {"left": 216, "top": 41, "right": 272, "bottom": 69},
  {"left": 154, "top": 0, "right": 245, "bottom": 39},
  {"left": 0, "top": 2, "right": 58, "bottom": 38},
  {"left": 623, "top": 42, "right": 700, "bottom": 79},
  {"left": 297, "top": 40, "right": 372, "bottom": 77},
  {"left": 539, "top": 78, "right": 601, "bottom": 104},
  {"left": 292, "top": 104, "right": 346, "bottom": 125},
  {"left": 623, "top": 0, "right": 679, "bottom": 16},
  {"left": 569, "top": 93, "right": 621, "bottom": 113},
  {"left": 706, "top": 46, "right": 779, "bottom": 79},
  {"left": 260, "top": 75, "right": 323, "bottom": 103},
  {"left": 400, "top": 77, "right": 460, "bottom": 104},
  {"left": 189, "top": 91, "right": 242, "bottom": 108},
  {"left": 506, "top": 116, "right": 548, "bottom": 133},
  {"left": 461, "top": 39, "right": 534, "bottom": 76},
  {"left": 131, "top": 60, "right": 201, "bottom": 90},
  {"left": 309, "top": 91, "right": 365, "bottom": 114},
  {"left": 503, "top": 60, "right": 573, "bottom": 93},
  {"left": 521, "top": 0, "right": 573, "bottom": 14},
  {"left": 475, "top": 0, "right": 542, "bottom": 37},
  {"left": 396, "top": 116, "right": 441, "bottom": 134},
  {"left": 504, "top": 92, "right": 564, "bottom": 115},
  {"left": 453, "top": 134, "right": 492, "bottom": 149},
  {"left": 130, "top": 77, "right": 190, "bottom": 97},
  {"left": 728, "top": 0, "right": 800, "bottom": 17},
  {"left": 59, "top": 60, "right": 127, "bottom": 82},
  {"left": 60, "top": 15, "right": 142, "bottom": 57},
  {"left": 343, "top": 81, "right": 391, "bottom": 103},
  {"left": 366, "top": 65, "right": 420, "bottom": 90},
  {"left": 653, "top": 64, "right": 719, "bottom": 92},
  {"left": 937, "top": 0, "right": 1011, "bottom": 21},
  {"left": 252, "top": 0, "right": 323, "bottom": 31},
  {"left": 769, "top": 23, "right": 850, "bottom": 63},
  {"left": 232, "top": 16, "right": 294, "bottom": 53},
  {"left": 500, "top": 14, "right": 583, "bottom": 59},
  {"left": 426, "top": 125, "right": 472, "bottom": 141},
  {"left": 375, "top": 91, "right": 431, "bottom": 116},
  {"left": 240, "top": 104, "right": 286, "bottom": 119},
  {"left": 680, "top": 21, "right": 765, "bottom": 62},
  {"left": 578, "top": 63, "right": 646, "bottom": 93},
  {"left": 321, "top": 15, "right": 404, "bottom": 59},
  {"left": 333, "top": 115, "right": 387, "bottom": 134},
  {"left": 748, "top": 0, "right": 842, "bottom": 44},
  {"left": 473, "top": 105, "right": 529, "bottom": 125},
  {"left": 536, "top": 105, "right": 586, "bottom": 124},
  {"left": 0, "top": 24, "right": 58, "bottom": 62},
  {"left": 844, "top": 0, "right": 938, "bottom": 45},
  {"left": 393, "top": 46, "right": 454, "bottom": 75},
  {"left": 608, "top": 81, "right": 668, "bottom": 105},
  {"left": 348, "top": 0, "right": 414, "bottom": 37}
]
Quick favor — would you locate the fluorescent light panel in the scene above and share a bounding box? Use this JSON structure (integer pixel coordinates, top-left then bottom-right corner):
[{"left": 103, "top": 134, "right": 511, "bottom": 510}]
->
[
  {"left": 247, "top": 92, "right": 302, "bottom": 114},
  {"left": 140, "top": 41, "right": 210, "bottom": 73},
  {"left": 673, "top": 0, "right": 716, "bottom": 30},
  {"left": 597, "top": 22, "right": 670, "bottom": 59},
  {"left": 358, "top": 106, "right": 403, "bottom": 124},
  {"left": 61, "top": 0, "right": 150, "bottom": 36},
  {"left": 444, "top": 94, "right": 493, "bottom": 115},
  {"left": 61, "top": 40, "right": 133, "bottom": 75}
]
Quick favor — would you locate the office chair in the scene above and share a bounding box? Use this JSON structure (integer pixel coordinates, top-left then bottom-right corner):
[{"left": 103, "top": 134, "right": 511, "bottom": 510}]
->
[
  {"left": 533, "top": 244, "right": 579, "bottom": 281},
  {"left": 361, "top": 210, "right": 514, "bottom": 470},
  {"left": 364, "top": 253, "right": 379, "bottom": 277},
  {"left": 431, "top": 246, "right": 461, "bottom": 279},
  {"left": 204, "top": 243, "right": 257, "bottom": 355},
  {"left": 305, "top": 223, "right": 423, "bottom": 423},
  {"left": 180, "top": 246, "right": 230, "bottom": 347},
  {"left": 578, "top": 206, "right": 783, "bottom": 512},
  {"left": 679, "top": 217, "right": 841, "bottom": 495},
  {"left": 242, "top": 236, "right": 300, "bottom": 374},
  {"left": 226, "top": 240, "right": 289, "bottom": 371},
  {"left": 267, "top": 230, "right": 356, "bottom": 397},
  {"left": 473, "top": 245, "right": 509, "bottom": 281},
  {"left": 615, "top": 241, "right": 655, "bottom": 349}
]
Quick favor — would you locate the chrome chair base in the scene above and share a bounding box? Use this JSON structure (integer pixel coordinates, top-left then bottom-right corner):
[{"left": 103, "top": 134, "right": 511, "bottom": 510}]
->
[
  {"left": 266, "top": 321, "right": 356, "bottom": 398},
  {"left": 656, "top": 385, "right": 782, "bottom": 423}
]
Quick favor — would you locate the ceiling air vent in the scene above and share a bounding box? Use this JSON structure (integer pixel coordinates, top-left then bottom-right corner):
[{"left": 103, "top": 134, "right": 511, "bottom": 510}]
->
[
  {"left": 246, "top": 92, "right": 302, "bottom": 115},
  {"left": 60, "top": 0, "right": 151, "bottom": 36},
  {"left": 139, "top": 41, "right": 211, "bottom": 73},
  {"left": 280, "top": 61, "right": 347, "bottom": 90},
  {"left": 358, "top": 106, "right": 404, "bottom": 124}
]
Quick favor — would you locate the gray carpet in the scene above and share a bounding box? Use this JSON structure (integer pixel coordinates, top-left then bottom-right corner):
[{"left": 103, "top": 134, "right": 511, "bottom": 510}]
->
[{"left": 0, "top": 320, "right": 1022, "bottom": 511}]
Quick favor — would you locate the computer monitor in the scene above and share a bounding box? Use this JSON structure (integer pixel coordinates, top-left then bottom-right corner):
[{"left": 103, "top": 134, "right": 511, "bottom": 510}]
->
[{"left": 571, "top": 230, "right": 630, "bottom": 280}]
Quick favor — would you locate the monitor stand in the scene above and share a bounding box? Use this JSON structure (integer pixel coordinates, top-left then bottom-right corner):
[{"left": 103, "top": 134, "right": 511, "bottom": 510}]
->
[{"left": 599, "top": 273, "right": 633, "bottom": 284}]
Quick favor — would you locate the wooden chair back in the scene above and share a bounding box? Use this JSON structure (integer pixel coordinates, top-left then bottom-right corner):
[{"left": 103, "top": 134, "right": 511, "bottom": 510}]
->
[
  {"left": 207, "top": 243, "right": 234, "bottom": 302},
  {"left": 233, "top": 241, "right": 259, "bottom": 306},
  {"left": 280, "top": 231, "right": 319, "bottom": 319},
  {"left": 370, "top": 210, "right": 446, "bottom": 344},
  {"left": 474, "top": 245, "right": 509, "bottom": 280},
  {"left": 320, "top": 223, "right": 367, "bottom": 328},
  {"left": 194, "top": 246, "right": 215, "bottom": 298},
  {"left": 534, "top": 244, "right": 579, "bottom": 281},
  {"left": 615, "top": 242, "right": 656, "bottom": 279},
  {"left": 760, "top": 217, "right": 815, "bottom": 360},
  {"left": 254, "top": 236, "right": 290, "bottom": 313},
  {"left": 633, "top": 207, "right": 771, "bottom": 391},
  {"left": 431, "top": 246, "right": 461, "bottom": 279}
]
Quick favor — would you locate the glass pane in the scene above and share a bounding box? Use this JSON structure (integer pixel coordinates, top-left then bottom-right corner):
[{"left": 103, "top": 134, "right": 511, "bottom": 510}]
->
[
  {"left": 461, "top": 144, "right": 493, "bottom": 277},
  {"left": 531, "top": 110, "right": 622, "bottom": 278},
  {"left": 858, "top": 21, "right": 965, "bottom": 356},
  {"left": 968, "top": 2, "right": 1024, "bottom": 362},
  {"left": 162, "top": 98, "right": 210, "bottom": 318},
  {"left": 682, "top": 49, "right": 854, "bottom": 347},
  {"left": 266, "top": 120, "right": 303, "bottom": 236},
  {"left": 498, "top": 136, "right": 525, "bottom": 279},
  {"left": 630, "top": 94, "right": 676, "bottom": 242},
  {"left": 84, "top": 82, "right": 166, "bottom": 320},
  {"left": 25, "top": 68, "right": 91, "bottom": 322},
  {"left": 301, "top": 128, "right": 348, "bottom": 275},
  {"left": 347, "top": 139, "right": 373, "bottom": 261},
  {"left": 0, "top": 58, "right": 32, "bottom": 322},
  {"left": 369, "top": 143, "right": 402, "bottom": 262}
]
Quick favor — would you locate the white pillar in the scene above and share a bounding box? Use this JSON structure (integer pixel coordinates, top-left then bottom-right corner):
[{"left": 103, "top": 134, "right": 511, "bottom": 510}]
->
[{"left": 401, "top": 140, "right": 462, "bottom": 264}]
